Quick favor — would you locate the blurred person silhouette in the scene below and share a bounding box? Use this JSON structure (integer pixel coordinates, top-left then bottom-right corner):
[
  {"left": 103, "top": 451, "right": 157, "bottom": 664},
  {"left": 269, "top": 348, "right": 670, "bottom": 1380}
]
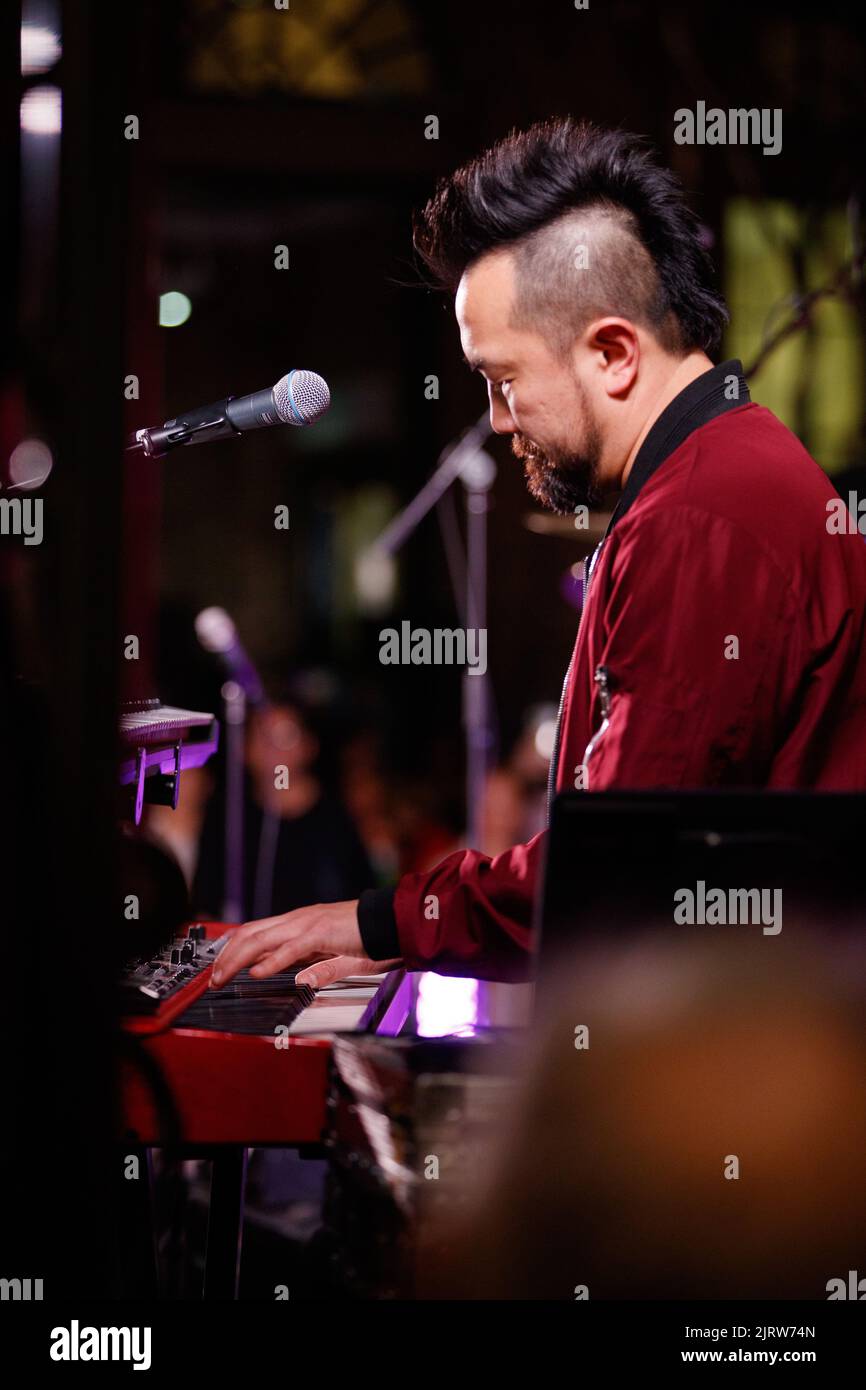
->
[
  {"left": 422, "top": 926, "right": 866, "bottom": 1300},
  {"left": 342, "top": 726, "right": 460, "bottom": 878},
  {"left": 479, "top": 703, "right": 558, "bottom": 857},
  {"left": 193, "top": 691, "right": 375, "bottom": 922},
  {"left": 341, "top": 728, "right": 401, "bottom": 883}
]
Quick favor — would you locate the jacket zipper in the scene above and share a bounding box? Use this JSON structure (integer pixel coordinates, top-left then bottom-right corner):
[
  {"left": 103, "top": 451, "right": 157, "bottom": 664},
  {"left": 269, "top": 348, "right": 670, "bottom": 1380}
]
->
[{"left": 582, "top": 663, "right": 612, "bottom": 790}]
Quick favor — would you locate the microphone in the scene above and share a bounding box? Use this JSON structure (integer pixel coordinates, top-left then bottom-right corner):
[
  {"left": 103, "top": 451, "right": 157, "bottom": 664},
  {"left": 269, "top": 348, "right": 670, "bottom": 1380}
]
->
[
  {"left": 130, "top": 369, "right": 330, "bottom": 458},
  {"left": 195, "top": 606, "right": 267, "bottom": 708}
]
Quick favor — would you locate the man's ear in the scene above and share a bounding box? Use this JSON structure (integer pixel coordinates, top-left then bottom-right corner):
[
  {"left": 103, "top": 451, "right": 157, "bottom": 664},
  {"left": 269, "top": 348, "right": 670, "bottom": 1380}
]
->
[{"left": 586, "top": 318, "right": 640, "bottom": 396}]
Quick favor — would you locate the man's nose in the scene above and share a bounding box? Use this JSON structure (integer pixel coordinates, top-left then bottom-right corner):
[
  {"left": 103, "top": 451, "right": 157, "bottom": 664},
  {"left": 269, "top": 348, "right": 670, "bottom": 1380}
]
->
[{"left": 488, "top": 385, "right": 516, "bottom": 435}]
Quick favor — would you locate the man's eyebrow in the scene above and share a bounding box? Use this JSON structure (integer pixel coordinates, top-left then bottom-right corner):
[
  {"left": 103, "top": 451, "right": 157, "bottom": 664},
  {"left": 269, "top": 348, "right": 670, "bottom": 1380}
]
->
[{"left": 462, "top": 354, "right": 510, "bottom": 374}]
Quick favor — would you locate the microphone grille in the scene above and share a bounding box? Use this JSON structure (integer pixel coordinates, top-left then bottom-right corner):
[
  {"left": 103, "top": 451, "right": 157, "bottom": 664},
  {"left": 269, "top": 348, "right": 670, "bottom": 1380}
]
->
[{"left": 274, "top": 369, "right": 331, "bottom": 426}]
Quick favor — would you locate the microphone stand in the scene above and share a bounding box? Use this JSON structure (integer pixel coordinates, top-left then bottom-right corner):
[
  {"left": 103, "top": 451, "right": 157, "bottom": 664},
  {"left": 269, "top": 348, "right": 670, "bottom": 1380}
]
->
[
  {"left": 372, "top": 413, "right": 496, "bottom": 845},
  {"left": 196, "top": 608, "right": 269, "bottom": 924},
  {"left": 371, "top": 414, "right": 497, "bottom": 1027},
  {"left": 461, "top": 446, "right": 497, "bottom": 849},
  {"left": 221, "top": 680, "right": 247, "bottom": 924}
]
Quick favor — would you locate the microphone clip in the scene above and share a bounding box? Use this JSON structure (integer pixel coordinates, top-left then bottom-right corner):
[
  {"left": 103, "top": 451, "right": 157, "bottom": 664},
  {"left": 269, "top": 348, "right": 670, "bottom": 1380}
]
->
[{"left": 126, "top": 412, "right": 236, "bottom": 459}]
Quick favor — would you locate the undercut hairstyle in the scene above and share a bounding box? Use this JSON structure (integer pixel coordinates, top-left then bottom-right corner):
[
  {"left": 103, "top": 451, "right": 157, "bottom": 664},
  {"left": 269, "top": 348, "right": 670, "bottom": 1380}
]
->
[{"left": 413, "top": 118, "right": 729, "bottom": 360}]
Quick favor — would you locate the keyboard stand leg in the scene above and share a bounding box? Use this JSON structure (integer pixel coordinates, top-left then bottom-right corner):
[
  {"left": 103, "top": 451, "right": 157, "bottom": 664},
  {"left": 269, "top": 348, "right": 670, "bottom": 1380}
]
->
[
  {"left": 204, "top": 1146, "right": 248, "bottom": 1300},
  {"left": 117, "top": 1145, "right": 160, "bottom": 1298}
]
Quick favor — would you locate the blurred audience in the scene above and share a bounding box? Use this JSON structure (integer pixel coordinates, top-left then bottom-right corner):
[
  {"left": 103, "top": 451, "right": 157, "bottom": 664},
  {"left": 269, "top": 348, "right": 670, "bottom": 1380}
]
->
[
  {"left": 192, "top": 694, "right": 375, "bottom": 921},
  {"left": 479, "top": 702, "right": 556, "bottom": 856}
]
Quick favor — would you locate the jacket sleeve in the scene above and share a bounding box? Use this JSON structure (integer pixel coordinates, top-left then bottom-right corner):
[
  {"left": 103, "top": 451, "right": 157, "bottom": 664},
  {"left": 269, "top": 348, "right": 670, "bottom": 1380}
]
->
[
  {"left": 583, "top": 503, "right": 798, "bottom": 790},
  {"left": 359, "top": 832, "right": 546, "bottom": 981}
]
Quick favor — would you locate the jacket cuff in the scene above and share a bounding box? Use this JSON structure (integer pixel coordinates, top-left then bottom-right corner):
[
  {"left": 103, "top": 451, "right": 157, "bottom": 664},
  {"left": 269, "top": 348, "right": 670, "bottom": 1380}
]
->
[{"left": 357, "top": 887, "right": 400, "bottom": 961}]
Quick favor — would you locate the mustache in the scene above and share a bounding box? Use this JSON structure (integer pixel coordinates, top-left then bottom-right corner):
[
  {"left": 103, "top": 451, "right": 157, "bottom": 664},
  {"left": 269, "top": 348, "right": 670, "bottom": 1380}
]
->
[
  {"left": 511, "top": 433, "right": 580, "bottom": 475},
  {"left": 511, "top": 433, "right": 550, "bottom": 466}
]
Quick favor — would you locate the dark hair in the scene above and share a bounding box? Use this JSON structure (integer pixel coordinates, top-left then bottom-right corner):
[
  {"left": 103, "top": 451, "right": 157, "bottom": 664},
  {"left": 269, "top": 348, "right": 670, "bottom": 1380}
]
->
[{"left": 413, "top": 118, "right": 729, "bottom": 358}]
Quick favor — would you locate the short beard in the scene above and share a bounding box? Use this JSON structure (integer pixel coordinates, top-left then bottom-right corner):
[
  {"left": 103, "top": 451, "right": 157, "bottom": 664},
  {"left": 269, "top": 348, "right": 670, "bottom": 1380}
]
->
[{"left": 511, "top": 392, "right": 605, "bottom": 514}]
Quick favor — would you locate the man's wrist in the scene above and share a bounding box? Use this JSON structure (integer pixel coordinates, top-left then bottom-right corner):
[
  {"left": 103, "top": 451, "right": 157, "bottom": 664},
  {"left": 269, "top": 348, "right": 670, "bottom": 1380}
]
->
[{"left": 357, "top": 887, "right": 400, "bottom": 960}]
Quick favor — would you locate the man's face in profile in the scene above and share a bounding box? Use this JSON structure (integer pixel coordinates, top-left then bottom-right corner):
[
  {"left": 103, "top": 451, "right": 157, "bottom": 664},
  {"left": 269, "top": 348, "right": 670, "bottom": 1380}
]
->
[{"left": 456, "top": 250, "right": 607, "bottom": 513}]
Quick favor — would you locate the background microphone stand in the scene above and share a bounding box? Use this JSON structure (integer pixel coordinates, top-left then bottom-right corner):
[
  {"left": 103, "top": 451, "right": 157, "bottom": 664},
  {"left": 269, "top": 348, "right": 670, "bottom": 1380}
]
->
[
  {"left": 369, "top": 415, "right": 497, "bottom": 1032},
  {"left": 195, "top": 607, "right": 268, "bottom": 923},
  {"left": 221, "top": 679, "right": 248, "bottom": 924},
  {"left": 371, "top": 412, "right": 497, "bottom": 849}
]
